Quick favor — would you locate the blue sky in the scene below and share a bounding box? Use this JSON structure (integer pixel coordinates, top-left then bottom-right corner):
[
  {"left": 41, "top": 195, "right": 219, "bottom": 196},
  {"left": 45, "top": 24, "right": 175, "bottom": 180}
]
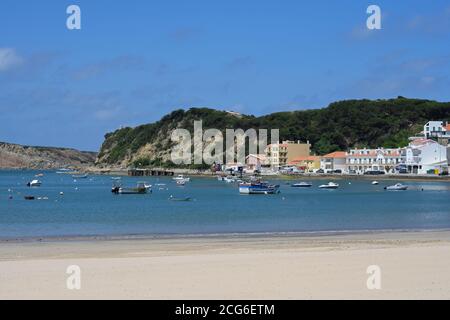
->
[{"left": 1, "top": 0, "right": 450, "bottom": 151}]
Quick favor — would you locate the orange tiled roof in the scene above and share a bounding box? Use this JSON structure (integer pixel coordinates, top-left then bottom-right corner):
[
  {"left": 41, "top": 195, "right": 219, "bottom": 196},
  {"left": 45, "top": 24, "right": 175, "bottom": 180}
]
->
[
  {"left": 322, "top": 151, "right": 346, "bottom": 159},
  {"left": 291, "top": 156, "right": 320, "bottom": 162},
  {"left": 445, "top": 124, "right": 450, "bottom": 131}
]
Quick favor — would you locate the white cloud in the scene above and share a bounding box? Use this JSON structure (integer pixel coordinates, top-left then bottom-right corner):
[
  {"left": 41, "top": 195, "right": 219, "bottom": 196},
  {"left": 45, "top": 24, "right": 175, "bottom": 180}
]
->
[{"left": 0, "top": 48, "right": 23, "bottom": 71}]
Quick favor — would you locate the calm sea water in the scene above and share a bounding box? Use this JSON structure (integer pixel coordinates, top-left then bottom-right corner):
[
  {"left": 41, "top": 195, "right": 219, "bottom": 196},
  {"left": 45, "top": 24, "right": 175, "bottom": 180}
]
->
[{"left": 1, "top": 170, "right": 450, "bottom": 239}]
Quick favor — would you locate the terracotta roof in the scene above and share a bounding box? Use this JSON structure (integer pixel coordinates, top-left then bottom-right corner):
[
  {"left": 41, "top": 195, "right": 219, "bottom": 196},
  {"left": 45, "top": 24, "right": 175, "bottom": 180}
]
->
[
  {"left": 445, "top": 124, "right": 450, "bottom": 131},
  {"left": 290, "top": 156, "right": 320, "bottom": 162},
  {"left": 322, "top": 151, "right": 347, "bottom": 159}
]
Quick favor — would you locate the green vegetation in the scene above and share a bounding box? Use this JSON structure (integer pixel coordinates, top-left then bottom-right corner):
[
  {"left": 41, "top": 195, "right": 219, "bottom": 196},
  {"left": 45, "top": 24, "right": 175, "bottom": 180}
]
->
[{"left": 97, "top": 98, "right": 450, "bottom": 167}]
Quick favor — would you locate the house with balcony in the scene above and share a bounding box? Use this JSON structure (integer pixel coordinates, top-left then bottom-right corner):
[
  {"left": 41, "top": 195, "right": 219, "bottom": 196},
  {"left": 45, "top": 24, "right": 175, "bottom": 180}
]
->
[
  {"left": 401, "top": 138, "right": 448, "bottom": 174},
  {"left": 423, "top": 121, "right": 450, "bottom": 139},
  {"left": 265, "top": 140, "right": 310, "bottom": 169}
]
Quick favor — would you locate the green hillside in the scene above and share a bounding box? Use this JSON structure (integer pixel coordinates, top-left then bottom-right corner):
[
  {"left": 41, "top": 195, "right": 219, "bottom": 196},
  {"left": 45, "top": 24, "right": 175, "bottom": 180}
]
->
[{"left": 96, "top": 97, "right": 450, "bottom": 167}]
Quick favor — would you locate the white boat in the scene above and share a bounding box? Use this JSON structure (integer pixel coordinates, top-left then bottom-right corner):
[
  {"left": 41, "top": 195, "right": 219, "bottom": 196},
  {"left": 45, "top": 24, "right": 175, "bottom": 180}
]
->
[
  {"left": 384, "top": 183, "right": 408, "bottom": 191},
  {"left": 319, "top": 182, "right": 339, "bottom": 189},
  {"left": 372, "top": 181, "right": 379, "bottom": 185},
  {"left": 176, "top": 180, "right": 186, "bottom": 186},
  {"left": 173, "top": 175, "right": 190, "bottom": 183},
  {"left": 239, "top": 182, "right": 280, "bottom": 195},
  {"left": 27, "top": 179, "right": 42, "bottom": 187},
  {"left": 292, "top": 182, "right": 313, "bottom": 188}
]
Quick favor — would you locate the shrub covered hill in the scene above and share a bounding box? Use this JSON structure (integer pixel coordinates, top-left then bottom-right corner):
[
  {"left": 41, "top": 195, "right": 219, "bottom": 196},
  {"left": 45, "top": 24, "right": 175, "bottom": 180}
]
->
[{"left": 96, "top": 97, "right": 450, "bottom": 168}]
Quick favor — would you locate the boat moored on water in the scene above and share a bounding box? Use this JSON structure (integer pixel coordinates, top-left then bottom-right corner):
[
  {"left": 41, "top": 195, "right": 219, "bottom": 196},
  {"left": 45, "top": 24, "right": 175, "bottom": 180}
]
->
[
  {"left": 173, "top": 175, "right": 190, "bottom": 183},
  {"left": 27, "top": 180, "right": 42, "bottom": 187},
  {"left": 292, "top": 182, "right": 313, "bottom": 188},
  {"left": 319, "top": 182, "right": 339, "bottom": 189},
  {"left": 112, "top": 182, "right": 148, "bottom": 194},
  {"left": 239, "top": 181, "right": 280, "bottom": 195},
  {"left": 72, "top": 173, "right": 88, "bottom": 179},
  {"left": 372, "top": 181, "right": 379, "bottom": 185},
  {"left": 384, "top": 183, "right": 408, "bottom": 191}
]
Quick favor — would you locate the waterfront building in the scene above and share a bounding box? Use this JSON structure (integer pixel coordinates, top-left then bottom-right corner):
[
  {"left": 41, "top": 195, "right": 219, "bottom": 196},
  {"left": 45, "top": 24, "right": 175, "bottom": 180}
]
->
[
  {"left": 401, "top": 138, "right": 448, "bottom": 174},
  {"left": 245, "top": 154, "right": 268, "bottom": 172},
  {"left": 346, "top": 148, "right": 402, "bottom": 174},
  {"left": 320, "top": 151, "right": 347, "bottom": 172},
  {"left": 289, "top": 156, "right": 321, "bottom": 172},
  {"left": 265, "top": 140, "right": 311, "bottom": 168}
]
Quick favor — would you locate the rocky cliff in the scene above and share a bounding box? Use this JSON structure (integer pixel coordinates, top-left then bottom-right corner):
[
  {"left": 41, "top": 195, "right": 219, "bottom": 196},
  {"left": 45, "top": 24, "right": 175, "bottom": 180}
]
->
[{"left": 0, "top": 142, "right": 97, "bottom": 169}]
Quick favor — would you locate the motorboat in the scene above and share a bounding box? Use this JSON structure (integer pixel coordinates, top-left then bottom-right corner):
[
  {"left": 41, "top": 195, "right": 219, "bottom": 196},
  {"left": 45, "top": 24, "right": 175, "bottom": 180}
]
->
[
  {"left": 239, "top": 182, "right": 280, "bottom": 195},
  {"left": 372, "top": 181, "right": 379, "bottom": 185},
  {"left": 319, "top": 182, "right": 339, "bottom": 189},
  {"left": 384, "top": 183, "right": 408, "bottom": 191},
  {"left": 27, "top": 180, "right": 42, "bottom": 187},
  {"left": 112, "top": 182, "right": 148, "bottom": 194},
  {"left": 173, "top": 175, "right": 190, "bottom": 183},
  {"left": 291, "top": 182, "right": 313, "bottom": 188}
]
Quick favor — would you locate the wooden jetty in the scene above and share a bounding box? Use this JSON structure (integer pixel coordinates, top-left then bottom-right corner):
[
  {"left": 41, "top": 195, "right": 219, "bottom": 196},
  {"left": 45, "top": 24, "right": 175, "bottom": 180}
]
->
[{"left": 128, "top": 169, "right": 175, "bottom": 177}]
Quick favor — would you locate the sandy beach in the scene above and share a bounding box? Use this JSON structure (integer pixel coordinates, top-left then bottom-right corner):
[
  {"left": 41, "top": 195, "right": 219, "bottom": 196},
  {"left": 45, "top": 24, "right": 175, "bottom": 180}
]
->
[{"left": 1, "top": 231, "right": 450, "bottom": 300}]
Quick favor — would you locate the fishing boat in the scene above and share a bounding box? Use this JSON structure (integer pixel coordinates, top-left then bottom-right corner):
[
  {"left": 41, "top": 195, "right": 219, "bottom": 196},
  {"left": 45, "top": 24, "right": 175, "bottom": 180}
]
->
[
  {"left": 372, "top": 181, "right": 379, "bottom": 185},
  {"left": 384, "top": 183, "right": 408, "bottom": 191},
  {"left": 173, "top": 175, "right": 190, "bottom": 183},
  {"left": 319, "top": 182, "right": 339, "bottom": 189},
  {"left": 239, "top": 182, "right": 280, "bottom": 195},
  {"left": 27, "top": 180, "right": 42, "bottom": 187},
  {"left": 111, "top": 182, "right": 148, "bottom": 194},
  {"left": 292, "top": 182, "right": 313, "bottom": 188},
  {"left": 72, "top": 173, "right": 88, "bottom": 179}
]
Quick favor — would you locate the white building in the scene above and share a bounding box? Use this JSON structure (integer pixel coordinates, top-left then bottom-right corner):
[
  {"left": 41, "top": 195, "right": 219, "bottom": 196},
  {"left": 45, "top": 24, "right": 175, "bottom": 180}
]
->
[
  {"left": 320, "top": 151, "right": 347, "bottom": 172},
  {"left": 401, "top": 138, "right": 448, "bottom": 174},
  {"left": 423, "top": 121, "right": 450, "bottom": 138},
  {"left": 346, "top": 148, "right": 402, "bottom": 174}
]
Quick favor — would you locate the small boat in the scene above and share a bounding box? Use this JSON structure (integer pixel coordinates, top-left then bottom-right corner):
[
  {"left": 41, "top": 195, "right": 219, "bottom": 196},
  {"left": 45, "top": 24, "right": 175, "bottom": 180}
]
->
[
  {"left": 35, "top": 173, "right": 44, "bottom": 178},
  {"left": 111, "top": 177, "right": 122, "bottom": 180},
  {"left": 24, "top": 196, "right": 35, "bottom": 200},
  {"left": 169, "top": 195, "right": 192, "bottom": 202},
  {"left": 143, "top": 183, "right": 152, "bottom": 190},
  {"left": 176, "top": 180, "right": 186, "bottom": 186},
  {"left": 112, "top": 182, "right": 148, "bottom": 194},
  {"left": 72, "top": 174, "right": 88, "bottom": 179},
  {"left": 372, "top": 181, "right": 379, "bottom": 185},
  {"left": 173, "top": 175, "right": 190, "bottom": 183},
  {"left": 27, "top": 180, "right": 42, "bottom": 187},
  {"left": 384, "top": 183, "right": 408, "bottom": 191},
  {"left": 292, "top": 182, "right": 313, "bottom": 188},
  {"left": 239, "top": 182, "right": 280, "bottom": 195},
  {"left": 319, "top": 182, "right": 339, "bottom": 189}
]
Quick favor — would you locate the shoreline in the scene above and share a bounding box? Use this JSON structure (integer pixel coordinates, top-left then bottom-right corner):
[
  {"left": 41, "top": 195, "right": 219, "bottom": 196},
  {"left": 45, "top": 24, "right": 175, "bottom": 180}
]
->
[
  {"left": 2, "top": 228, "right": 450, "bottom": 244},
  {"left": 2, "top": 167, "right": 450, "bottom": 182}
]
